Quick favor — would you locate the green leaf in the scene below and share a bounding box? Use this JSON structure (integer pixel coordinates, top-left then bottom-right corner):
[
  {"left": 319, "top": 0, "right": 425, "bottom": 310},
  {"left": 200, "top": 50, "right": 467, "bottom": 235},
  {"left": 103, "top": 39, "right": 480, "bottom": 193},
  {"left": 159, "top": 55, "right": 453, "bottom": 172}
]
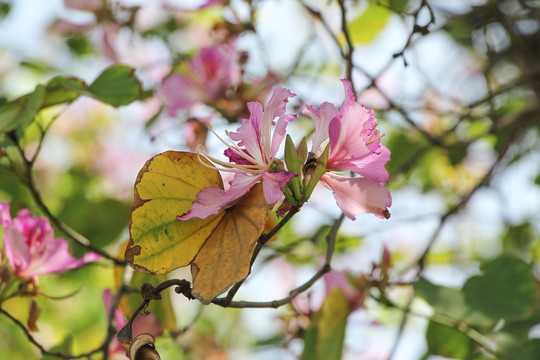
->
[
  {"left": 349, "top": 2, "right": 392, "bottom": 44},
  {"left": 41, "top": 334, "right": 74, "bottom": 360},
  {"left": 414, "top": 278, "right": 491, "bottom": 327},
  {"left": 494, "top": 333, "right": 540, "bottom": 360},
  {"left": 42, "top": 76, "right": 86, "bottom": 107},
  {"left": 87, "top": 64, "right": 142, "bottom": 106},
  {"left": 447, "top": 143, "right": 469, "bottom": 166},
  {"left": 379, "top": 0, "right": 409, "bottom": 12},
  {"left": 385, "top": 131, "right": 427, "bottom": 175},
  {"left": 462, "top": 255, "right": 537, "bottom": 319},
  {"left": 534, "top": 172, "right": 540, "bottom": 186},
  {"left": 0, "top": 103, "right": 23, "bottom": 133},
  {"left": 0, "top": 84, "right": 45, "bottom": 133},
  {"left": 426, "top": 320, "right": 473, "bottom": 359},
  {"left": 302, "top": 288, "right": 351, "bottom": 360}
]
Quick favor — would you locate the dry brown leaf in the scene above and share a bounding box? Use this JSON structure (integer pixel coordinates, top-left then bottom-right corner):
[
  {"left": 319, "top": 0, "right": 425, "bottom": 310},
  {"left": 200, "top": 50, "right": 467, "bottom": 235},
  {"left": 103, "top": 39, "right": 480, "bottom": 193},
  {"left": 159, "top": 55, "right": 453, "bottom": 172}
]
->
[{"left": 190, "top": 183, "right": 273, "bottom": 304}]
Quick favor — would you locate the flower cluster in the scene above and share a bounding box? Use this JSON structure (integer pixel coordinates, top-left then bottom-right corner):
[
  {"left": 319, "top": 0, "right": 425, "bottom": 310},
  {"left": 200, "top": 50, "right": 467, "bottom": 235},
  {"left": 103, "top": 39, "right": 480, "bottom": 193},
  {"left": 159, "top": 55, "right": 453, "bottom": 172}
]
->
[{"left": 178, "top": 79, "right": 392, "bottom": 222}]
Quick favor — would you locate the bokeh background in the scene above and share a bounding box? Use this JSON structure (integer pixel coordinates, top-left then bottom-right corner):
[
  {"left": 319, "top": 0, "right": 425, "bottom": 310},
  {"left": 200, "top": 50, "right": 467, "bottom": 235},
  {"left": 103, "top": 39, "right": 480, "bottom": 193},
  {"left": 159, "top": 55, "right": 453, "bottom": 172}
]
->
[{"left": 1, "top": 0, "right": 540, "bottom": 359}]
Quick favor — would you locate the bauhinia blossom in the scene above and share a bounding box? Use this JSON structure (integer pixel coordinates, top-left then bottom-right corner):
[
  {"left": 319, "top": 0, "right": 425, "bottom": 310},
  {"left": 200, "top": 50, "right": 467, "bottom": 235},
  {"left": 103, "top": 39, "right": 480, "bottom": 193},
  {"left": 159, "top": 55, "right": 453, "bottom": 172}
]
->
[
  {"left": 159, "top": 42, "right": 240, "bottom": 116},
  {"left": 178, "top": 87, "right": 298, "bottom": 221},
  {"left": 303, "top": 79, "right": 392, "bottom": 220},
  {"left": 0, "top": 202, "right": 100, "bottom": 278}
]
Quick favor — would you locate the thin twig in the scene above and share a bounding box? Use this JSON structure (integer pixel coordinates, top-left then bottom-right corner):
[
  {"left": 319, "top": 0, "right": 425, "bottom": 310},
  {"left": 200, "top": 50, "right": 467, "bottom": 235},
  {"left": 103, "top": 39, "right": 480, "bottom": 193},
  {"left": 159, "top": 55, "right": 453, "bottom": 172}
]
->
[
  {"left": 222, "top": 206, "right": 300, "bottom": 305},
  {"left": 8, "top": 133, "right": 125, "bottom": 265},
  {"left": 213, "top": 214, "right": 344, "bottom": 309}
]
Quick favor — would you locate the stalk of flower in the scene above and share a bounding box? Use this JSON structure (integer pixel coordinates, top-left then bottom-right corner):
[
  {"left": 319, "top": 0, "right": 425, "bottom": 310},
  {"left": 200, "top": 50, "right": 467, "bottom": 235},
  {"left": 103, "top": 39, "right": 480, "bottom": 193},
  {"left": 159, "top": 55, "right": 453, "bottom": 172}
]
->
[
  {"left": 0, "top": 202, "right": 101, "bottom": 289},
  {"left": 301, "top": 79, "right": 392, "bottom": 220},
  {"left": 177, "top": 86, "right": 298, "bottom": 221}
]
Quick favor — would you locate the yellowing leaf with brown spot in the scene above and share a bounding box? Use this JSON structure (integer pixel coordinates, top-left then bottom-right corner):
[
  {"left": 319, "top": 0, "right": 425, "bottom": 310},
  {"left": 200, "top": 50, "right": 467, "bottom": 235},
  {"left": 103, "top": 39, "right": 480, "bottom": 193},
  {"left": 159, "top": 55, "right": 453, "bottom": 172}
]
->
[
  {"left": 126, "top": 151, "right": 225, "bottom": 274},
  {"left": 191, "top": 183, "right": 274, "bottom": 304}
]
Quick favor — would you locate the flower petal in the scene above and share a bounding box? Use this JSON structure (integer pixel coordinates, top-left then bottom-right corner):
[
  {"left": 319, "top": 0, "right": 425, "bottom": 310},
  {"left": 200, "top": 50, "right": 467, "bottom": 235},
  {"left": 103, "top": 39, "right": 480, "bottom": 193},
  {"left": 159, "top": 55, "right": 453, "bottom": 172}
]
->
[
  {"left": 0, "top": 202, "right": 12, "bottom": 226},
  {"left": 3, "top": 224, "right": 32, "bottom": 275},
  {"left": 178, "top": 173, "right": 260, "bottom": 221},
  {"left": 159, "top": 73, "right": 199, "bottom": 115},
  {"left": 321, "top": 175, "right": 391, "bottom": 220},
  {"left": 328, "top": 103, "right": 390, "bottom": 183},
  {"left": 19, "top": 237, "right": 100, "bottom": 277},
  {"left": 323, "top": 269, "right": 365, "bottom": 311},
  {"left": 340, "top": 78, "right": 357, "bottom": 108},
  {"left": 230, "top": 102, "right": 265, "bottom": 164},
  {"left": 302, "top": 102, "right": 339, "bottom": 153},
  {"left": 261, "top": 170, "right": 297, "bottom": 204},
  {"left": 271, "top": 113, "right": 296, "bottom": 158}
]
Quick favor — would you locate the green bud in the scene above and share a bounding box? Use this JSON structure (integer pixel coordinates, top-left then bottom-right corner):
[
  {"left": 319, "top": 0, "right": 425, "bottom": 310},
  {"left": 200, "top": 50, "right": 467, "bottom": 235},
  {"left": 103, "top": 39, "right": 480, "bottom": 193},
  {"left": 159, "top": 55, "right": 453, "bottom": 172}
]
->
[
  {"left": 284, "top": 134, "right": 300, "bottom": 173},
  {"left": 283, "top": 134, "right": 304, "bottom": 202},
  {"left": 296, "top": 137, "right": 308, "bottom": 166}
]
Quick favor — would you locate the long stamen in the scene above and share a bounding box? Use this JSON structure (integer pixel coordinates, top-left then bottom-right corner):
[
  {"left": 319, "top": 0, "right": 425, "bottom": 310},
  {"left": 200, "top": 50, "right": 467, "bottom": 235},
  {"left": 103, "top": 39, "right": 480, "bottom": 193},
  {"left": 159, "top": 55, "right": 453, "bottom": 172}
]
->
[
  {"left": 208, "top": 125, "right": 261, "bottom": 167},
  {"left": 223, "top": 130, "right": 260, "bottom": 165},
  {"left": 197, "top": 146, "right": 263, "bottom": 174},
  {"left": 366, "top": 132, "right": 385, "bottom": 146}
]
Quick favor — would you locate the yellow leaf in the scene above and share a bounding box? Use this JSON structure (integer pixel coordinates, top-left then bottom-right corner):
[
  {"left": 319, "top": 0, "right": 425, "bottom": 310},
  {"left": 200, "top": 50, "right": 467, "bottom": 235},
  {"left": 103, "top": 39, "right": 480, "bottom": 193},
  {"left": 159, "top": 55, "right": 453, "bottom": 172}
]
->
[
  {"left": 126, "top": 151, "right": 225, "bottom": 274},
  {"left": 349, "top": 3, "right": 392, "bottom": 45},
  {"left": 191, "top": 183, "right": 274, "bottom": 304}
]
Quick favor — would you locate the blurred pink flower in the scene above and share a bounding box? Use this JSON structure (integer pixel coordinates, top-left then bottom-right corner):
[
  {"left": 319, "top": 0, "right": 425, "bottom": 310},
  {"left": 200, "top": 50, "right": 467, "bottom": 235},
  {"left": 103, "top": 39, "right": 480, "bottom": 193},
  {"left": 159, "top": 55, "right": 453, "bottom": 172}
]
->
[
  {"left": 178, "top": 86, "right": 298, "bottom": 221},
  {"left": 103, "top": 289, "right": 162, "bottom": 357},
  {"left": 52, "top": 20, "right": 95, "bottom": 35},
  {"left": 183, "top": 117, "right": 211, "bottom": 151},
  {"left": 64, "top": 0, "right": 103, "bottom": 11},
  {"left": 198, "top": 0, "right": 229, "bottom": 8},
  {"left": 0, "top": 202, "right": 100, "bottom": 278},
  {"left": 159, "top": 43, "right": 241, "bottom": 116},
  {"left": 303, "top": 79, "right": 392, "bottom": 220},
  {"left": 323, "top": 269, "right": 365, "bottom": 311}
]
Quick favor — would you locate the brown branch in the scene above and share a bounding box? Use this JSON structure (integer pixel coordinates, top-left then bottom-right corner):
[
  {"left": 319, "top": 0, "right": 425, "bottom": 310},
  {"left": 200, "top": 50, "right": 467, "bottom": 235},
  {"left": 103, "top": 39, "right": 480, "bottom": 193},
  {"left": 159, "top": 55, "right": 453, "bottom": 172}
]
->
[
  {"left": 221, "top": 205, "right": 301, "bottom": 305},
  {"left": 337, "top": 0, "right": 355, "bottom": 88},
  {"left": 212, "top": 214, "right": 344, "bottom": 309},
  {"left": 0, "top": 307, "right": 74, "bottom": 359}
]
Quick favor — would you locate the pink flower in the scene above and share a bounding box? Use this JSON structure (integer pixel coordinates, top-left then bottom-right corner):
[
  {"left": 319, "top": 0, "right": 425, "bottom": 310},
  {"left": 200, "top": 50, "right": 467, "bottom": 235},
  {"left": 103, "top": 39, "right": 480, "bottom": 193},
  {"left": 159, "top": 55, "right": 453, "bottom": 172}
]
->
[
  {"left": 103, "top": 289, "right": 162, "bottom": 357},
  {"left": 323, "top": 270, "right": 365, "bottom": 311},
  {"left": 178, "top": 87, "right": 298, "bottom": 221},
  {"left": 64, "top": 0, "right": 103, "bottom": 11},
  {"left": 198, "top": 0, "right": 228, "bottom": 8},
  {"left": 303, "top": 79, "right": 392, "bottom": 220},
  {"left": 0, "top": 202, "right": 100, "bottom": 278},
  {"left": 159, "top": 43, "right": 240, "bottom": 116}
]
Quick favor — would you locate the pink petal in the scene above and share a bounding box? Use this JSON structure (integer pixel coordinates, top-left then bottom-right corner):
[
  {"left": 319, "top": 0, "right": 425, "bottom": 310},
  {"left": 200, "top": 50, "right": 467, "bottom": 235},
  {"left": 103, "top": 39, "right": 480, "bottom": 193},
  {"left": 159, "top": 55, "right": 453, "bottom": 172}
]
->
[
  {"left": 264, "top": 87, "right": 297, "bottom": 121},
  {"left": 321, "top": 175, "right": 391, "bottom": 220},
  {"left": 230, "top": 102, "right": 265, "bottom": 164},
  {"left": 18, "top": 237, "right": 100, "bottom": 277},
  {"left": 328, "top": 104, "right": 390, "bottom": 183},
  {"left": 340, "top": 79, "right": 357, "bottom": 108},
  {"left": 323, "top": 269, "right": 365, "bottom": 311},
  {"left": 0, "top": 202, "right": 12, "bottom": 226},
  {"left": 271, "top": 113, "right": 296, "bottom": 158},
  {"left": 64, "top": 0, "right": 103, "bottom": 11},
  {"left": 261, "top": 170, "right": 297, "bottom": 204},
  {"left": 132, "top": 312, "right": 163, "bottom": 338},
  {"left": 3, "top": 225, "right": 32, "bottom": 275},
  {"left": 159, "top": 73, "right": 199, "bottom": 115},
  {"left": 302, "top": 102, "right": 339, "bottom": 153},
  {"left": 177, "top": 173, "right": 260, "bottom": 221}
]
